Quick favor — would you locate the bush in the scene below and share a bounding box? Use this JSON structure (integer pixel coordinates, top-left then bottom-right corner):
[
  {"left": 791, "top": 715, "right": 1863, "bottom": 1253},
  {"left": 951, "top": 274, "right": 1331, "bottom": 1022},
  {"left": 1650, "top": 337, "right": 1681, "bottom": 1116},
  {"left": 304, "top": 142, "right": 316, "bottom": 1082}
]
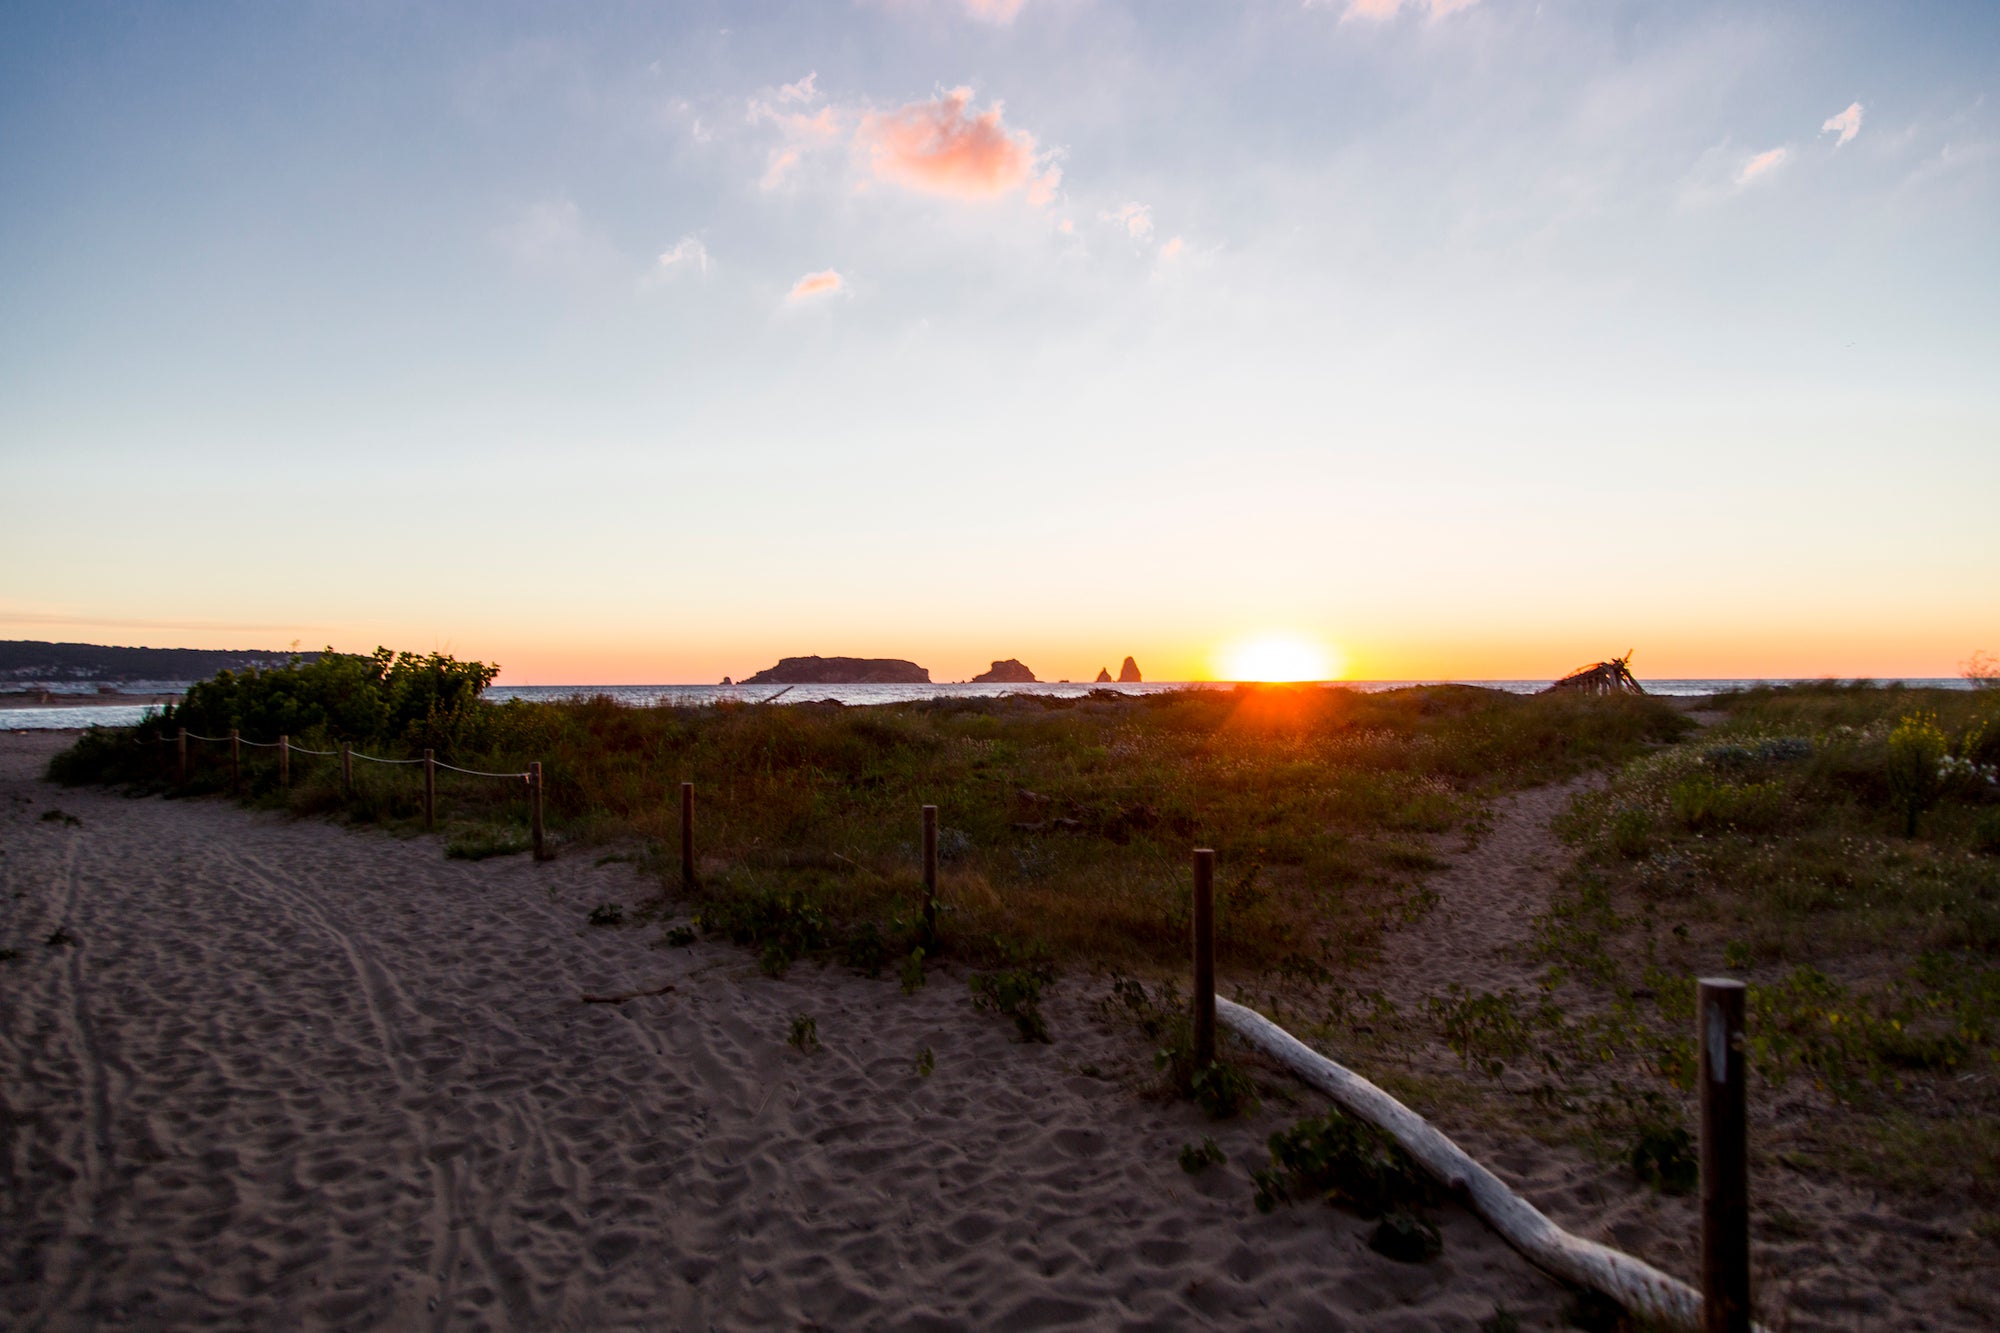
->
[
  {"left": 1885, "top": 712, "right": 1949, "bottom": 837},
  {"left": 969, "top": 955, "right": 1057, "bottom": 1042}
]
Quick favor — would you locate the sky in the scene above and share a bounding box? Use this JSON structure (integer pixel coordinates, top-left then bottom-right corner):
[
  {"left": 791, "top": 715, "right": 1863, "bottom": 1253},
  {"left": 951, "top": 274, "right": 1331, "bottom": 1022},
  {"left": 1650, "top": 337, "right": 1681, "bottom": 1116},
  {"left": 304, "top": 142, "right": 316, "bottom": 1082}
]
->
[{"left": 2, "top": 0, "right": 1996, "bottom": 684}]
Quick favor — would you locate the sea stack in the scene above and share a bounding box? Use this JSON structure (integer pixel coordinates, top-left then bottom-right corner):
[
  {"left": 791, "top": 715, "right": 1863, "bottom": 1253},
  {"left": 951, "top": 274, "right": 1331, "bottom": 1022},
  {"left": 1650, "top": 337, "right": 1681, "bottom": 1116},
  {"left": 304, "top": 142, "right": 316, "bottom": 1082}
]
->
[
  {"left": 970, "top": 659, "right": 1037, "bottom": 684},
  {"left": 1094, "top": 667, "right": 1113, "bottom": 683},
  {"left": 1118, "top": 657, "right": 1142, "bottom": 683}
]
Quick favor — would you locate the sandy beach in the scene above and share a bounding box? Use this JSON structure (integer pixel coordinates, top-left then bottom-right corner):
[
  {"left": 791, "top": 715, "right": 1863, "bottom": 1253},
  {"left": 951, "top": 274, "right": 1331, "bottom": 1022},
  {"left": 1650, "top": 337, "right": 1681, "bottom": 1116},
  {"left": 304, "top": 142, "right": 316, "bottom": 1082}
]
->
[{"left": 0, "top": 730, "right": 1577, "bottom": 1330}]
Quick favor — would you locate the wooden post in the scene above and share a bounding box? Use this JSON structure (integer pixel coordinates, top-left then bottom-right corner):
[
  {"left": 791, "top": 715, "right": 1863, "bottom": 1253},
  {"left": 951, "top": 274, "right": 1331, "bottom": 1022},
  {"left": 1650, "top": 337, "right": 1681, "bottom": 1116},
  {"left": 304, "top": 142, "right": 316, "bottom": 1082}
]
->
[
  {"left": 921, "top": 804, "right": 939, "bottom": 947},
  {"left": 340, "top": 742, "right": 352, "bottom": 796},
  {"left": 177, "top": 727, "right": 187, "bottom": 786},
  {"left": 1700, "top": 978, "right": 1750, "bottom": 1333},
  {"left": 1192, "top": 848, "right": 1216, "bottom": 1071},
  {"left": 278, "top": 735, "right": 290, "bottom": 788},
  {"left": 680, "top": 782, "right": 695, "bottom": 890},
  {"left": 230, "top": 728, "right": 240, "bottom": 795},
  {"left": 423, "top": 749, "right": 436, "bottom": 831},
  {"left": 529, "top": 761, "right": 547, "bottom": 861}
]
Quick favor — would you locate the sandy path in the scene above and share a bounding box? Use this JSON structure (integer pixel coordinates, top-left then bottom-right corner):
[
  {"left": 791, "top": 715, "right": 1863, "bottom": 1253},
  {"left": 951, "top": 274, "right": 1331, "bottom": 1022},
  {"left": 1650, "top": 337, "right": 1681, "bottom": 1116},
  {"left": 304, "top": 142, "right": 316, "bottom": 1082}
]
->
[
  {"left": 0, "top": 732, "right": 1570, "bottom": 1331},
  {"left": 1359, "top": 779, "right": 1596, "bottom": 1011}
]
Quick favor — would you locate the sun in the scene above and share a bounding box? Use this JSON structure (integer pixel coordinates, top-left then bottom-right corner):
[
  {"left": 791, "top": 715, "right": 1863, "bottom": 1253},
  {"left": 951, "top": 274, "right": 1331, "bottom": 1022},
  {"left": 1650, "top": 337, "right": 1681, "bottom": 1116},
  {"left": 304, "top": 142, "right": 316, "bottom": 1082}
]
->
[{"left": 1217, "top": 636, "right": 1342, "bottom": 683}]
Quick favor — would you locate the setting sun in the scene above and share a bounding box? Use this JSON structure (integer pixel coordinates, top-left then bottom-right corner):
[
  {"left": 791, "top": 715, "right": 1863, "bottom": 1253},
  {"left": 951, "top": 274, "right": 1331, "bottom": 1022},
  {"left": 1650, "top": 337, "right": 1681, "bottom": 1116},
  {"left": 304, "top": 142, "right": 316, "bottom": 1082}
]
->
[{"left": 1217, "top": 636, "right": 1341, "bottom": 682}]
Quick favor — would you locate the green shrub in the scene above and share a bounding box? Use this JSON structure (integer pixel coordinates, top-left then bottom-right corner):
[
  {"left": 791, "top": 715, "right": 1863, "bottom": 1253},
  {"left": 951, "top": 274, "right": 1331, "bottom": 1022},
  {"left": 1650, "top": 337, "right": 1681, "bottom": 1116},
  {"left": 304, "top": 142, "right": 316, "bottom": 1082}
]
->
[
  {"left": 1251, "top": 1110, "right": 1439, "bottom": 1216},
  {"left": 969, "top": 955, "right": 1057, "bottom": 1042},
  {"left": 1885, "top": 711, "right": 1949, "bottom": 838}
]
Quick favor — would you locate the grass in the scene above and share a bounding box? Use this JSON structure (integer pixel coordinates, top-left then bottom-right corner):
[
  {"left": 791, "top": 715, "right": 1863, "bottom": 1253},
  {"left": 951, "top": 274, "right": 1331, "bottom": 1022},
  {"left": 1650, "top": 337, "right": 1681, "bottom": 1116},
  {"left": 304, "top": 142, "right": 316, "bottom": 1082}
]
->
[
  {"left": 1509, "top": 682, "right": 2000, "bottom": 1203},
  {"left": 50, "top": 678, "right": 1689, "bottom": 978}
]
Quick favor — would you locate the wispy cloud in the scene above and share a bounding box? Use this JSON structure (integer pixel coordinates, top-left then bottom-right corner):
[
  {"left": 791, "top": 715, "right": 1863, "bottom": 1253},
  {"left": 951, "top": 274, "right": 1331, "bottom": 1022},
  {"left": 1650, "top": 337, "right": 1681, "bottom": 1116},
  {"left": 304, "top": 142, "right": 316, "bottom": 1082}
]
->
[
  {"left": 761, "top": 146, "right": 802, "bottom": 190},
  {"left": 655, "top": 236, "right": 712, "bottom": 276},
  {"left": 1102, "top": 201, "right": 1153, "bottom": 240},
  {"left": 962, "top": 0, "right": 1028, "bottom": 22},
  {"left": 856, "top": 88, "right": 1056, "bottom": 201},
  {"left": 786, "top": 269, "right": 844, "bottom": 302},
  {"left": 493, "top": 197, "right": 622, "bottom": 282},
  {"left": 1337, "top": 0, "right": 1483, "bottom": 21},
  {"left": 778, "top": 72, "right": 819, "bottom": 104},
  {"left": 1158, "top": 235, "right": 1185, "bottom": 260},
  {"left": 1821, "top": 101, "right": 1864, "bottom": 148},
  {"left": 1735, "top": 146, "right": 1789, "bottom": 185}
]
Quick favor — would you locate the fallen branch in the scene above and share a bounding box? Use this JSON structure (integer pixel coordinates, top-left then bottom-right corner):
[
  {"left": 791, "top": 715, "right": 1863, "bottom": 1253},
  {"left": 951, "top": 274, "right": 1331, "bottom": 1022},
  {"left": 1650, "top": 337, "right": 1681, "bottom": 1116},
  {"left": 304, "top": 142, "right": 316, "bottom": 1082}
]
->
[
  {"left": 580, "top": 983, "right": 677, "bottom": 1004},
  {"left": 1218, "top": 996, "right": 1757, "bottom": 1332}
]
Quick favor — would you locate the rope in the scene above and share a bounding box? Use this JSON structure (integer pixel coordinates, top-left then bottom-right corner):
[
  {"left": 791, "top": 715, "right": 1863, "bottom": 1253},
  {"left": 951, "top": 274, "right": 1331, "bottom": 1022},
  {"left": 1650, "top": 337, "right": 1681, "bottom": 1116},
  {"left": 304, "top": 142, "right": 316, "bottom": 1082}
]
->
[
  {"left": 434, "top": 761, "right": 532, "bottom": 780},
  {"left": 157, "top": 730, "right": 525, "bottom": 778}
]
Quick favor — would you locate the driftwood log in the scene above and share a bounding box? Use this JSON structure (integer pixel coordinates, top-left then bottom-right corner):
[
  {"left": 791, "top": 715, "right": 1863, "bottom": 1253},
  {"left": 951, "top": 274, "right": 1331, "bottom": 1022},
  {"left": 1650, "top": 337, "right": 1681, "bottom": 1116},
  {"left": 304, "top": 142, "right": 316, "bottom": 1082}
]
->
[
  {"left": 1217, "top": 997, "right": 1759, "bottom": 1332},
  {"left": 1544, "top": 652, "right": 1646, "bottom": 696}
]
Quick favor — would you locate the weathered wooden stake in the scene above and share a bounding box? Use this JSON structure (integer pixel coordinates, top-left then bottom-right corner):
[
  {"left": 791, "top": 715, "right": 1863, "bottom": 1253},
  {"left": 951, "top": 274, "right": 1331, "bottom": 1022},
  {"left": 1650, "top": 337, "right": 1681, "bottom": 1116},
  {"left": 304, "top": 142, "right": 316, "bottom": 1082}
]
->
[
  {"left": 278, "top": 735, "right": 290, "bottom": 788},
  {"left": 921, "top": 804, "right": 939, "bottom": 946},
  {"left": 1700, "top": 978, "right": 1750, "bottom": 1333},
  {"left": 177, "top": 727, "right": 187, "bottom": 786},
  {"left": 229, "top": 728, "right": 241, "bottom": 795},
  {"left": 529, "top": 761, "right": 547, "bottom": 861},
  {"left": 423, "top": 749, "right": 436, "bottom": 831},
  {"left": 680, "top": 782, "right": 696, "bottom": 890},
  {"left": 1193, "top": 848, "right": 1216, "bottom": 1071},
  {"left": 340, "top": 742, "right": 352, "bottom": 796}
]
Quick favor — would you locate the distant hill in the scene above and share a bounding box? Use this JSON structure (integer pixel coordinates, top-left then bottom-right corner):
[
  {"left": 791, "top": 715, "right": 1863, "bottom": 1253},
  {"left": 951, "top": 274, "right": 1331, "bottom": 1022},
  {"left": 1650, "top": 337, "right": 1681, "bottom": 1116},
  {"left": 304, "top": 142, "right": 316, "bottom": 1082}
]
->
[
  {"left": 0, "top": 640, "right": 317, "bottom": 685},
  {"left": 743, "top": 656, "right": 931, "bottom": 685}
]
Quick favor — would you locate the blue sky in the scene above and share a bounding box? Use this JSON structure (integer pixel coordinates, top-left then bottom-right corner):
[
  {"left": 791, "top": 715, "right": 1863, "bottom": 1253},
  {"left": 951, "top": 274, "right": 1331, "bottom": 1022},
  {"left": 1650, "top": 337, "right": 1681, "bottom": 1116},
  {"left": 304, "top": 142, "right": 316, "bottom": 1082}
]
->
[{"left": 3, "top": 0, "right": 1995, "bottom": 682}]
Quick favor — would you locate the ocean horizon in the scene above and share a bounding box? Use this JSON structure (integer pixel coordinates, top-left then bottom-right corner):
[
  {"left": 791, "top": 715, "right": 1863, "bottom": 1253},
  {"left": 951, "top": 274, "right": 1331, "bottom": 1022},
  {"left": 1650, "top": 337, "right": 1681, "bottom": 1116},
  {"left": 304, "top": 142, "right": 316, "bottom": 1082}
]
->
[{"left": 4, "top": 677, "right": 1978, "bottom": 731}]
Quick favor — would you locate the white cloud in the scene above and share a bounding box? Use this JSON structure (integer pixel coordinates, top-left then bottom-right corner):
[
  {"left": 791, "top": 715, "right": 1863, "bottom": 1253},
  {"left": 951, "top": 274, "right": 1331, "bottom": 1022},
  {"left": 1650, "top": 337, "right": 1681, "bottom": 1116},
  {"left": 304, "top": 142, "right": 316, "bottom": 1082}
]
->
[
  {"left": 1336, "top": 0, "right": 1483, "bottom": 21},
  {"left": 1103, "top": 201, "right": 1154, "bottom": 240},
  {"left": 778, "top": 72, "right": 818, "bottom": 104},
  {"left": 1821, "top": 102, "right": 1864, "bottom": 148},
  {"left": 656, "top": 236, "right": 713, "bottom": 276}
]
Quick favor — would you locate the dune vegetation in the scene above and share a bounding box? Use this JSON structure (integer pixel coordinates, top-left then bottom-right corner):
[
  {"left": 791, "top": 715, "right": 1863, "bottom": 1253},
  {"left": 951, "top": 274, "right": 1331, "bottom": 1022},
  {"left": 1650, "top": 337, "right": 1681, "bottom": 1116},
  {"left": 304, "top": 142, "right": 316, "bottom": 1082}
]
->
[{"left": 49, "top": 649, "right": 1687, "bottom": 977}]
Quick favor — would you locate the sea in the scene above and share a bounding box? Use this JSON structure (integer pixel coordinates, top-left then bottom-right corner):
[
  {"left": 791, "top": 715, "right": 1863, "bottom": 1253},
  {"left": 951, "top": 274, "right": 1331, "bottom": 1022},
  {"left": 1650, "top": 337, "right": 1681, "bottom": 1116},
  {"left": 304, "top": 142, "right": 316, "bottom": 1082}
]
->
[{"left": 2, "top": 679, "right": 1977, "bottom": 731}]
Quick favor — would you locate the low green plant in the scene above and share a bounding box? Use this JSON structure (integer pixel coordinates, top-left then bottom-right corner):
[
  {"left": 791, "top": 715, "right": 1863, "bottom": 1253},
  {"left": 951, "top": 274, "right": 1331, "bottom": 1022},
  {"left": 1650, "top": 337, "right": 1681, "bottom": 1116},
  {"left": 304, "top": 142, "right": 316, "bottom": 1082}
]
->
[
  {"left": 1367, "top": 1209, "right": 1442, "bottom": 1263},
  {"left": 787, "top": 1013, "right": 820, "bottom": 1053},
  {"left": 915, "top": 1045, "right": 934, "bottom": 1077},
  {"left": 39, "top": 809, "right": 80, "bottom": 827},
  {"left": 1251, "top": 1110, "right": 1439, "bottom": 1217},
  {"left": 968, "top": 953, "right": 1057, "bottom": 1042},
  {"left": 1188, "top": 1060, "right": 1259, "bottom": 1120},
  {"left": 697, "top": 885, "right": 829, "bottom": 977},
  {"left": 662, "top": 924, "right": 697, "bottom": 947},
  {"left": 1479, "top": 1307, "right": 1522, "bottom": 1333},
  {"left": 900, "top": 946, "right": 927, "bottom": 994},
  {"left": 587, "top": 902, "right": 624, "bottom": 927},
  {"left": 1178, "top": 1136, "right": 1225, "bottom": 1173},
  {"left": 445, "top": 826, "right": 530, "bottom": 860},
  {"left": 1629, "top": 1118, "right": 1697, "bottom": 1195}
]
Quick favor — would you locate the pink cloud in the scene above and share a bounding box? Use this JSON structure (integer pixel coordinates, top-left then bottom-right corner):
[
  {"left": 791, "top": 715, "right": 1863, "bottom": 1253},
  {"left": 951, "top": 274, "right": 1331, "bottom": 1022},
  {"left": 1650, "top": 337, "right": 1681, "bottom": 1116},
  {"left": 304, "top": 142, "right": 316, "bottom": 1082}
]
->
[
  {"left": 1158, "top": 236, "right": 1185, "bottom": 260},
  {"left": 963, "top": 0, "right": 1028, "bottom": 21},
  {"left": 856, "top": 88, "right": 1054, "bottom": 201},
  {"left": 778, "top": 73, "right": 819, "bottom": 104},
  {"left": 1342, "top": 0, "right": 1482, "bottom": 20},
  {"left": 787, "top": 269, "right": 844, "bottom": 302},
  {"left": 761, "top": 147, "right": 802, "bottom": 190},
  {"left": 1821, "top": 101, "right": 1863, "bottom": 148},
  {"left": 1735, "top": 146, "right": 1789, "bottom": 185},
  {"left": 1102, "top": 201, "right": 1153, "bottom": 240}
]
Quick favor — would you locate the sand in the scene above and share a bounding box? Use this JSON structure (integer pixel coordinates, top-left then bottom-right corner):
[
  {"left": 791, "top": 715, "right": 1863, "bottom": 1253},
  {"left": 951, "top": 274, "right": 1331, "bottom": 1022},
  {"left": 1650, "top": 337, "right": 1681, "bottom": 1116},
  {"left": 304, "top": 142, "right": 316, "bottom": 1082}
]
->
[{"left": 0, "top": 730, "right": 1572, "bottom": 1331}]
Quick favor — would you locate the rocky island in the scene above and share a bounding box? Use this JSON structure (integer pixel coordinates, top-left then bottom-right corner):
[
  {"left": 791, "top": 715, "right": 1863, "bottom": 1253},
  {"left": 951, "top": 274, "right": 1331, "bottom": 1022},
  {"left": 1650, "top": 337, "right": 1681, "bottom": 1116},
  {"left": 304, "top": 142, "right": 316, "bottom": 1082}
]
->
[
  {"left": 743, "top": 656, "right": 931, "bottom": 685},
  {"left": 970, "top": 659, "right": 1037, "bottom": 684}
]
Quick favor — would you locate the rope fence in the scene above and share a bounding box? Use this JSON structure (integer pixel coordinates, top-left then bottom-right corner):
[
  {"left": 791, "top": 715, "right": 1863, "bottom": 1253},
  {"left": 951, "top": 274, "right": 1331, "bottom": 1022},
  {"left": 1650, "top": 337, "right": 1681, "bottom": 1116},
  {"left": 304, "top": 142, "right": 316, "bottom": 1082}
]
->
[{"left": 151, "top": 726, "right": 546, "bottom": 858}]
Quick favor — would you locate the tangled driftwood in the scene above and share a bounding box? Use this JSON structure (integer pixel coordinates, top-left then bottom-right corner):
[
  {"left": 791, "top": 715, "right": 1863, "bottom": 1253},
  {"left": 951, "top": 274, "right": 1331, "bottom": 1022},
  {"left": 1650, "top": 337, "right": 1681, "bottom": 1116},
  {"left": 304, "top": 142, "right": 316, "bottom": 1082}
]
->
[{"left": 1544, "top": 652, "right": 1645, "bottom": 695}]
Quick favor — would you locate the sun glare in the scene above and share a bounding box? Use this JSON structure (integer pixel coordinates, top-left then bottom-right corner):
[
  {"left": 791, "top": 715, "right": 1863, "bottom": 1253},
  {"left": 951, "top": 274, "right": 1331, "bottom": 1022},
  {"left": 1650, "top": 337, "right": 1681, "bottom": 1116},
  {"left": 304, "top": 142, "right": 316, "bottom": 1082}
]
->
[{"left": 1218, "top": 636, "right": 1340, "bottom": 683}]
